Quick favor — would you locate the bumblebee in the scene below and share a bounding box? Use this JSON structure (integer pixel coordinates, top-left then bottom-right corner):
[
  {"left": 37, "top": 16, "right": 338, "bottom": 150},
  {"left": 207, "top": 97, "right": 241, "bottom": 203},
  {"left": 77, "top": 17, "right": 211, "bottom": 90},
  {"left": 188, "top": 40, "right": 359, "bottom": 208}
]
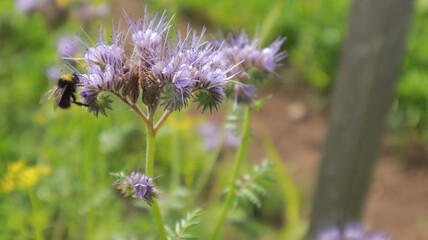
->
[{"left": 40, "top": 73, "right": 87, "bottom": 110}]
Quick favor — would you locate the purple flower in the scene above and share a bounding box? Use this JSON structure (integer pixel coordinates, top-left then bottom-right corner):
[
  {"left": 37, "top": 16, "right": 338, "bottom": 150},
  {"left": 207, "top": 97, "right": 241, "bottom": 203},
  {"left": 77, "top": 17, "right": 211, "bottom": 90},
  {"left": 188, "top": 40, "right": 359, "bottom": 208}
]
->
[
  {"left": 57, "top": 36, "right": 78, "bottom": 57},
  {"left": 222, "top": 31, "right": 286, "bottom": 73},
  {"left": 68, "top": 25, "right": 126, "bottom": 106},
  {"left": 318, "top": 227, "right": 341, "bottom": 240},
  {"left": 64, "top": 8, "right": 241, "bottom": 116},
  {"left": 126, "top": 8, "right": 171, "bottom": 58},
  {"left": 258, "top": 38, "right": 285, "bottom": 72},
  {"left": 114, "top": 170, "right": 160, "bottom": 206},
  {"left": 198, "top": 121, "right": 241, "bottom": 150},
  {"left": 15, "top": 0, "right": 46, "bottom": 13},
  {"left": 225, "top": 130, "right": 241, "bottom": 148},
  {"left": 317, "top": 224, "right": 392, "bottom": 240},
  {"left": 198, "top": 122, "right": 220, "bottom": 150},
  {"left": 234, "top": 83, "right": 256, "bottom": 104}
]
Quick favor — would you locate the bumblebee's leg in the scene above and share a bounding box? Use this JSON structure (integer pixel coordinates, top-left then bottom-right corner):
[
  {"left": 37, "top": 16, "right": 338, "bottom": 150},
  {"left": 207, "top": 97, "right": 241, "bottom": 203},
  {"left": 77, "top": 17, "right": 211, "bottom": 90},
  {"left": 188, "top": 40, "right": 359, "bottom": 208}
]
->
[
  {"left": 71, "top": 93, "right": 89, "bottom": 107},
  {"left": 73, "top": 101, "right": 89, "bottom": 107},
  {"left": 71, "top": 92, "right": 77, "bottom": 102}
]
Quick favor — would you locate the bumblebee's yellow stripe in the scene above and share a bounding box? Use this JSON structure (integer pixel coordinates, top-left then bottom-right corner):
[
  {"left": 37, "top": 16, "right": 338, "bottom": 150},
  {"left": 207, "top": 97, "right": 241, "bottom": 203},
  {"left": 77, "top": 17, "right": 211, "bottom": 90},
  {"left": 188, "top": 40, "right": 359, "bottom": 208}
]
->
[{"left": 60, "top": 74, "right": 73, "bottom": 82}]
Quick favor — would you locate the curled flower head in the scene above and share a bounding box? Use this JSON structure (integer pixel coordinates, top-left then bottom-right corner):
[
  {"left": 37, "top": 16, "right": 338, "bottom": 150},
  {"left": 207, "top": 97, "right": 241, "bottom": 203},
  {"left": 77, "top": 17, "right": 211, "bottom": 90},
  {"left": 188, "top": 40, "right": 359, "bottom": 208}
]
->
[
  {"left": 80, "top": 26, "right": 126, "bottom": 69},
  {"left": 222, "top": 31, "right": 286, "bottom": 73},
  {"left": 234, "top": 83, "right": 256, "bottom": 104},
  {"left": 126, "top": 8, "right": 171, "bottom": 58},
  {"left": 113, "top": 170, "right": 160, "bottom": 206},
  {"left": 63, "top": 8, "right": 241, "bottom": 117},
  {"left": 317, "top": 224, "right": 391, "bottom": 240},
  {"left": 217, "top": 31, "right": 286, "bottom": 107}
]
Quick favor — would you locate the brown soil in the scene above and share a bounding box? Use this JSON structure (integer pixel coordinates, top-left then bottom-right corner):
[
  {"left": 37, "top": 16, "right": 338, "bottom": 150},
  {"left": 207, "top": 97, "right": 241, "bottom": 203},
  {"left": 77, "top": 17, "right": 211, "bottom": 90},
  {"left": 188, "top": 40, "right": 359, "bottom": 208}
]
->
[{"left": 251, "top": 79, "right": 428, "bottom": 240}]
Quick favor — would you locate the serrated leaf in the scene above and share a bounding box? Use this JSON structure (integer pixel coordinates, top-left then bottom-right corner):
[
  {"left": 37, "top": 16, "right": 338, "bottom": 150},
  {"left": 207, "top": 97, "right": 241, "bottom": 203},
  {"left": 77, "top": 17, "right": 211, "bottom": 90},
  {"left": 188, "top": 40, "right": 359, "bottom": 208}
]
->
[
  {"left": 167, "top": 209, "right": 203, "bottom": 240},
  {"left": 242, "top": 188, "right": 262, "bottom": 207},
  {"left": 165, "top": 226, "right": 175, "bottom": 238},
  {"left": 226, "top": 114, "right": 238, "bottom": 121},
  {"left": 180, "top": 234, "right": 197, "bottom": 239},
  {"left": 248, "top": 182, "right": 269, "bottom": 197},
  {"left": 224, "top": 123, "right": 237, "bottom": 129},
  {"left": 228, "top": 160, "right": 276, "bottom": 210},
  {"left": 261, "top": 175, "right": 276, "bottom": 182}
]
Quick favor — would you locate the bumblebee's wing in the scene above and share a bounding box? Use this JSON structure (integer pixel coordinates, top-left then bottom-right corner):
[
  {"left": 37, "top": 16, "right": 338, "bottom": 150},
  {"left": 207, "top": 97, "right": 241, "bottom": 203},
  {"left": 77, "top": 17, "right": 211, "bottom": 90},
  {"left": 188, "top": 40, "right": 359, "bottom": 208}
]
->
[
  {"left": 53, "top": 86, "right": 67, "bottom": 111},
  {"left": 39, "top": 86, "right": 58, "bottom": 104}
]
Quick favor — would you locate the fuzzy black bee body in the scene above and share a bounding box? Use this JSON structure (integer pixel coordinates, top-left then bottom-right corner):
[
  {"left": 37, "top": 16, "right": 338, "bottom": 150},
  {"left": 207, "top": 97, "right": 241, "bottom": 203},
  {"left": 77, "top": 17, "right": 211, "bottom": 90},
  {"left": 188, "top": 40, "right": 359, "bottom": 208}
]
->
[{"left": 40, "top": 73, "right": 87, "bottom": 110}]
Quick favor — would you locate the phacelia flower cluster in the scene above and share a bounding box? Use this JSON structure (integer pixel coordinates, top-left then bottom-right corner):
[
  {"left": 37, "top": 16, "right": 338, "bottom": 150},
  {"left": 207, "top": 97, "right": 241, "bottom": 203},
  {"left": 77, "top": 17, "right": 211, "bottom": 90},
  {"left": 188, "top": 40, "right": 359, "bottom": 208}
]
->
[
  {"left": 113, "top": 170, "right": 160, "bottom": 206},
  {"left": 66, "top": 9, "right": 240, "bottom": 116},
  {"left": 220, "top": 31, "right": 286, "bottom": 105},
  {"left": 318, "top": 224, "right": 391, "bottom": 240}
]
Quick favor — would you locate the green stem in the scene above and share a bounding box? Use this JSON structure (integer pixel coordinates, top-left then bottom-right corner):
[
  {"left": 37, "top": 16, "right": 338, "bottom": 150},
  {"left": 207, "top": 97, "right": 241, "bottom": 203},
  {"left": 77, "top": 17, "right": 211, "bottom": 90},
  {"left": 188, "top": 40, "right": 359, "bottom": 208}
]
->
[
  {"left": 145, "top": 117, "right": 168, "bottom": 240},
  {"left": 115, "top": 92, "right": 167, "bottom": 239},
  {"left": 210, "top": 106, "right": 252, "bottom": 240},
  {"left": 150, "top": 201, "right": 168, "bottom": 240},
  {"left": 145, "top": 123, "right": 156, "bottom": 177},
  {"left": 28, "top": 189, "right": 43, "bottom": 240}
]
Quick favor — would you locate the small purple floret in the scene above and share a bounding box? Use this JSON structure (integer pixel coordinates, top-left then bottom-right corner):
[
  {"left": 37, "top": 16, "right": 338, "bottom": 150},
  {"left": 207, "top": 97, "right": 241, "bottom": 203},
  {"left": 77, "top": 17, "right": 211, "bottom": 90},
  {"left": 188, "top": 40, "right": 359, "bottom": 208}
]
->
[
  {"left": 317, "top": 224, "right": 392, "bottom": 240},
  {"left": 115, "top": 170, "right": 160, "bottom": 206}
]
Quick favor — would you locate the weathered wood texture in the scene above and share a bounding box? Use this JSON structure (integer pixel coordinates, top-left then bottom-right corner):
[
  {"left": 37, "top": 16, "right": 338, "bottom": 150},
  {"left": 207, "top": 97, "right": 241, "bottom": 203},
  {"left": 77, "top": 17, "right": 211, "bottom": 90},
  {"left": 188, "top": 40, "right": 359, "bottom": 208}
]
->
[{"left": 307, "top": 0, "right": 415, "bottom": 238}]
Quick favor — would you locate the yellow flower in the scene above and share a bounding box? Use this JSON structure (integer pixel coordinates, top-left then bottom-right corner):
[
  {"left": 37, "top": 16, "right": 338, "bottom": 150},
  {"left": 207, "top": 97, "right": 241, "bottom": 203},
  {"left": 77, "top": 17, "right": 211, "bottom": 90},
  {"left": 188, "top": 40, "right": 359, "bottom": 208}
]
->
[{"left": 0, "top": 160, "right": 52, "bottom": 193}]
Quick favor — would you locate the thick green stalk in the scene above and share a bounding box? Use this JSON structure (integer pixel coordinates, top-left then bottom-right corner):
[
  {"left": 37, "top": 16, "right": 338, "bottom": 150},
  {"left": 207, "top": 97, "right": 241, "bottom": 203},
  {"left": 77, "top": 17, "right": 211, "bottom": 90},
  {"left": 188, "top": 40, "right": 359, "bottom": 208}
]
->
[
  {"left": 210, "top": 106, "right": 252, "bottom": 240},
  {"left": 145, "top": 124, "right": 156, "bottom": 177},
  {"left": 144, "top": 121, "right": 168, "bottom": 240},
  {"left": 150, "top": 201, "right": 167, "bottom": 240}
]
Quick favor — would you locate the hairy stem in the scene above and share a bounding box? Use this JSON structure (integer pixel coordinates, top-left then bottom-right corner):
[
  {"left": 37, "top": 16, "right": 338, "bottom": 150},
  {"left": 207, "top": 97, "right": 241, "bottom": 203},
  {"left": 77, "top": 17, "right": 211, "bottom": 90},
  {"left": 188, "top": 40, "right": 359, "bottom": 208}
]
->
[
  {"left": 112, "top": 92, "right": 167, "bottom": 239},
  {"left": 145, "top": 122, "right": 156, "bottom": 177},
  {"left": 145, "top": 107, "right": 168, "bottom": 240},
  {"left": 210, "top": 106, "right": 252, "bottom": 240},
  {"left": 150, "top": 201, "right": 168, "bottom": 240},
  {"left": 154, "top": 110, "right": 171, "bottom": 134}
]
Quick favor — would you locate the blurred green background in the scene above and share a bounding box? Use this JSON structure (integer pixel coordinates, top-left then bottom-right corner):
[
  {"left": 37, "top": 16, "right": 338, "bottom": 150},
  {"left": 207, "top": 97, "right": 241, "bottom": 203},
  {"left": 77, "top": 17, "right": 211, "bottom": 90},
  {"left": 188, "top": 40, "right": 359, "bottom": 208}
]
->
[{"left": 1, "top": 0, "right": 427, "bottom": 239}]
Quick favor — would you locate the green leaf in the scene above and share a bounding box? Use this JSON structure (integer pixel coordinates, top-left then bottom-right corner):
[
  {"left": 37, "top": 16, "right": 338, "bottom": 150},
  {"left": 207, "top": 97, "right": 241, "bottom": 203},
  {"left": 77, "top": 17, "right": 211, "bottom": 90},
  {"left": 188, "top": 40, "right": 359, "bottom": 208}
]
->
[
  {"left": 167, "top": 209, "right": 203, "bottom": 240},
  {"left": 226, "top": 160, "right": 275, "bottom": 210},
  {"left": 252, "top": 95, "right": 272, "bottom": 111},
  {"left": 242, "top": 188, "right": 262, "bottom": 207}
]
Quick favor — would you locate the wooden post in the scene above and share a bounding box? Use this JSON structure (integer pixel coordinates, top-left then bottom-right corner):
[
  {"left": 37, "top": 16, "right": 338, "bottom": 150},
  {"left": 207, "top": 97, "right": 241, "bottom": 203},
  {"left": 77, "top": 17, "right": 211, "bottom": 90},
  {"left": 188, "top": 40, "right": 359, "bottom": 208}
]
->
[{"left": 307, "top": 0, "right": 415, "bottom": 238}]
